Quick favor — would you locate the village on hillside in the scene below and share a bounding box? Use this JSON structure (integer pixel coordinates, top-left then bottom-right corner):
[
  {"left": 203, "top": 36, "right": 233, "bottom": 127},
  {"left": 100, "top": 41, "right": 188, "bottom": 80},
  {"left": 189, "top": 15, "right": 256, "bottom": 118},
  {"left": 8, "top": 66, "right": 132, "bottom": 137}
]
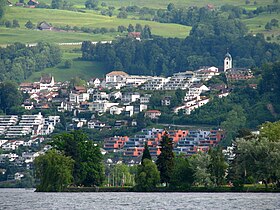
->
[{"left": 0, "top": 53, "right": 254, "bottom": 180}]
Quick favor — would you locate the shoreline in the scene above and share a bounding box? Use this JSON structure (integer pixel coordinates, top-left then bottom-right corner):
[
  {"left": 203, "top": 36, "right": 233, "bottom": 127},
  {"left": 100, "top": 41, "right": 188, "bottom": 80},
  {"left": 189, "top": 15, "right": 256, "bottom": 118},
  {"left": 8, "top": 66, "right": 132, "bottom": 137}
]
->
[{"left": 62, "top": 186, "right": 280, "bottom": 193}]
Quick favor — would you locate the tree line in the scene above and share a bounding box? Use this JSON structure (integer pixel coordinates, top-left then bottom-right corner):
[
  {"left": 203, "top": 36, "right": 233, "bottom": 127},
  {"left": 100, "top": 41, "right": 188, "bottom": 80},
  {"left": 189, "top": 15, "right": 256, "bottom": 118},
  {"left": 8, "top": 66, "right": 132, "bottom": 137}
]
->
[
  {"left": 81, "top": 22, "right": 280, "bottom": 76},
  {"left": 132, "top": 121, "right": 280, "bottom": 191},
  {"left": 35, "top": 120, "right": 280, "bottom": 192},
  {"left": 0, "top": 42, "right": 61, "bottom": 83}
]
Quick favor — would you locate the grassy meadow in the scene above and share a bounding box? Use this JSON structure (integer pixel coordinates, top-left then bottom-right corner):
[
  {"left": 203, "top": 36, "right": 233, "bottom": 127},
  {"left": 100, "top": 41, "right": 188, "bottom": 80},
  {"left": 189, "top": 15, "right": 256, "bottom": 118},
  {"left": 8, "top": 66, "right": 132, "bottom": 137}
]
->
[
  {"left": 26, "top": 52, "right": 109, "bottom": 82},
  {"left": 1, "top": 7, "right": 191, "bottom": 44},
  {"left": 0, "top": 27, "right": 114, "bottom": 45},
  {"left": 243, "top": 13, "right": 280, "bottom": 42}
]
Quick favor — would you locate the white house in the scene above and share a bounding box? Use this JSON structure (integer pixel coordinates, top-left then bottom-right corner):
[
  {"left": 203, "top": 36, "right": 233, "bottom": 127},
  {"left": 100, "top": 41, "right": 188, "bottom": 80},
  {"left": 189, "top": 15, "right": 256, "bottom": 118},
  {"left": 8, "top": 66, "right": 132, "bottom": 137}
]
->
[
  {"left": 140, "top": 94, "right": 151, "bottom": 104},
  {"left": 108, "top": 91, "right": 122, "bottom": 100},
  {"left": 164, "top": 71, "right": 194, "bottom": 90},
  {"left": 185, "top": 84, "right": 209, "bottom": 101},
  {"left": 105, "top": 71, "right": 128, "bottom": 89},
  {"left": 175, "top": 97, "right": 210, "bottom": 115},
  {"left": 22, "top": 102, "right": 34, "bottom": 110},
  {"left": 125, "top": 75, "right": 151, "bottom": 87},
  {"left": 106, "top": 71, "right": 129, "bottom": 83},
  {"left": 92, "top": 92, "right": 109, "bottom": 101},
  {"left": 88, "top": 120, "right": 106, "bottom": 129},
  {"left": 69, "top": 92, "right": 89, "bottom": 103},
  {"left": 47, "top": 116, "right": 60, "bottom": 126},
  {"left": 121, "top": 92, "right": 141, "bottom": 103},
  {"left": 89, "top": 101, "right": 119, "bottom": 113},
  {"left": 39, "top": 75, "right": 55, "bottom": 91},
  {"left": 57, "top": 101, "right": 74, "bottom": 112},
  {"left": 88, "top": 78, "right": 101, "bottom": 87},
  {"left": 142, "top": 77, "right": 170, "bottom": 90},
  {"left": 195, "top": 66, "right": 219, "bottom": 81},
  {"left": 110, "top": 106, "right": 124, "bottom": 115},
  {"left": 125, "top": 106, "right": 134, "bottom": 116}
]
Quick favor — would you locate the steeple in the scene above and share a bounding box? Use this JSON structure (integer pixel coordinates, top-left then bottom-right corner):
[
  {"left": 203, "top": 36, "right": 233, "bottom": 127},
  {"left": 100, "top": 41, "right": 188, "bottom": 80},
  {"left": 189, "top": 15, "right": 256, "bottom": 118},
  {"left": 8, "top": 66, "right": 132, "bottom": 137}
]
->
[{"left": 224, "top": 52, "right": 232, "bottom": 72}]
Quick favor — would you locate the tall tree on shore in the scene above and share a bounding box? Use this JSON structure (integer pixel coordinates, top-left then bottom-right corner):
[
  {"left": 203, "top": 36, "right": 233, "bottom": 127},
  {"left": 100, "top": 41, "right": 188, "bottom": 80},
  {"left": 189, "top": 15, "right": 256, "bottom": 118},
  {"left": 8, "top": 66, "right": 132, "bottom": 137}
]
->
[
  {"left": 170, "top": 157, "right": 194, "bottom": 189},
  {"left": 34, "top": 150, "right": 74, "bottom": 192},
  {"left": 208, "top": 146, "right": 228, "bottom": 186},
  {"left": 156, "top": 132, "right": 175, "bottom": 186},
  {"left": 141, "top": 141, "right": 152, "bottom": 164},
  {"left": 51, "top": 130, "right": 105, "bottom": 186},
  {"left": 232, "top": 121, "right": 280, "bottom": 188},
  {"left": 135, "top": 159, "right": 160, "bottom": 191}
]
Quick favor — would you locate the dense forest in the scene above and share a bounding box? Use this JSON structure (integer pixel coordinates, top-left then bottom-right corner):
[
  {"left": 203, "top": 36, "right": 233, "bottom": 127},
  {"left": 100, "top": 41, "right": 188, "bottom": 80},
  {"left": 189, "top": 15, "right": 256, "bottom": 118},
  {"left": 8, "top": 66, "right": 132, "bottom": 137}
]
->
[
  {"left": 81, "top": 18, "right": 280, "bottom": 76},
  {"left": 0, "top": 42, "right": 61, "bottom": 83}
]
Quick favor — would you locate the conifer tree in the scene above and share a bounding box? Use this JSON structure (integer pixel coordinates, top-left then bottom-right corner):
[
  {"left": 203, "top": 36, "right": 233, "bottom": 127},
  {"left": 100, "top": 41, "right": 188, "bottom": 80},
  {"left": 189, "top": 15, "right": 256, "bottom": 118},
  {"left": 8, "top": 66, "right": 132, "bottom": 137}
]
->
[
  {"left": 156, "top": 132, "right": 174, "bottom": 186},
  {"left": 141, "top": 141, "right": 151, "bottom": 164}
]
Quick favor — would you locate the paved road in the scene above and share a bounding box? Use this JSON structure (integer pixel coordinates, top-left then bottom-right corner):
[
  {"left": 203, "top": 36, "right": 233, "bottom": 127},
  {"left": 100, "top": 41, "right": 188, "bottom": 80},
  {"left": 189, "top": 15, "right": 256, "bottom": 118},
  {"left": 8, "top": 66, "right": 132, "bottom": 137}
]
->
[
  {"left": 0, "top": 41, "right": 112, "bottom": 48},
  {"left": 158, "top": 123, "right": 213, "bottom": 128},
  {"left": 26, "top": 40, "right": 112, "bottom": 47}
]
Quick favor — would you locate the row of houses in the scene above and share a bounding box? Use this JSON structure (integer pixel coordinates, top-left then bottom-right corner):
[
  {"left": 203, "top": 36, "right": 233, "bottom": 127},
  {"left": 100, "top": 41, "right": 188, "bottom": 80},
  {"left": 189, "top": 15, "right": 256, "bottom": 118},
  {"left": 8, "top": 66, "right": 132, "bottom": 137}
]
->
[
  {"left": 103, "top": 128, "right": 224, "bottom": 159},
  {"left": 105, "top": 67, "right": 219, "bottom": 91},
  {"left": 0, "top": 113, "right": 60, "bottom": 140}
]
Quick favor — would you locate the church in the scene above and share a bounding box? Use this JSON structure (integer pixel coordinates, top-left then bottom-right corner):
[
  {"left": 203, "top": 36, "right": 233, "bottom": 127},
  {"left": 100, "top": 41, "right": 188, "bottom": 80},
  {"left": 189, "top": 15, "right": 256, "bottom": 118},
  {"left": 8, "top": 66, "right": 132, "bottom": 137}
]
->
[{"left": 223, "top": 52, "right": 254, "bottom": 81}]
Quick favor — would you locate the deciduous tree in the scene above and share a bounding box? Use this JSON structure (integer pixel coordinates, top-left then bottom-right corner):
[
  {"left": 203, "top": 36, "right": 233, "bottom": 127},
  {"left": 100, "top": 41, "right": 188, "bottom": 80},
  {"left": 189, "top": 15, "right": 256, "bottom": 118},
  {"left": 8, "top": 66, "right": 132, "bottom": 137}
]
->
[
  {"left": 52, "top": 130, "right": 105, "bottom": 186},
  {"left": 34, "top": 150, "right": 74, "bottom": 192},
  {"left": 135, "top": 159, "right": 160, "bottom": 191},
  {"left": 170, "top": 157, "right": 194, "bottom": 189}
]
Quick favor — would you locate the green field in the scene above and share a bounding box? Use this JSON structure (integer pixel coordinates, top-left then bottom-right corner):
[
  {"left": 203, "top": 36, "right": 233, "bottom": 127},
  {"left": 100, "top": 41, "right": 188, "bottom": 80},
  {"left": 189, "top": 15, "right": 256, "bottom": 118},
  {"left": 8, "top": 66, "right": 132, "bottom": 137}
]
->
[
  {"left": 0, "top": 27, "right": 114, "bottom": 45},
  {"left": 243, "top": 13, "right": 280, "bottom": 42},
  {"left": 1, "top": 7, "right": 191, "bottom": 44},
  {"left": 26, "top": 52, "right": 108, "bottom": 82},
  {"left": 10, "top": 0, "right": 274, "bottom": 9}
]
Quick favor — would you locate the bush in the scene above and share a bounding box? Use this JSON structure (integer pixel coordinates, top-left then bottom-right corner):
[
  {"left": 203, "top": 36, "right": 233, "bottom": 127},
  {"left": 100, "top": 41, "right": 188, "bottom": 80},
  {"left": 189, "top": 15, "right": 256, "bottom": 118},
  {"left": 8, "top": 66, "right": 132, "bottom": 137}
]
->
[
  {"left": 117, "top": 11, "right": 128, "bottom": 19},
  {"left": 5, "top": 21, "right": 12, "bottom": 28},
  {"left": 25, "top": 20, "right": 34, "bottom": 29},
  {"left": 12, "top": 20, "right": 20, "bottom": 28}
]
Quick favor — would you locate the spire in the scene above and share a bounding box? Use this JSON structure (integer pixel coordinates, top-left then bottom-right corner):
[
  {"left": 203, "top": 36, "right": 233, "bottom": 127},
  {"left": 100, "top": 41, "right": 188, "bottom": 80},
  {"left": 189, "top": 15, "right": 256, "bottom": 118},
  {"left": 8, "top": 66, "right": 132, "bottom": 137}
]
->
[{"left": 225, "top": 51, "right": 232, "bottom": 59}]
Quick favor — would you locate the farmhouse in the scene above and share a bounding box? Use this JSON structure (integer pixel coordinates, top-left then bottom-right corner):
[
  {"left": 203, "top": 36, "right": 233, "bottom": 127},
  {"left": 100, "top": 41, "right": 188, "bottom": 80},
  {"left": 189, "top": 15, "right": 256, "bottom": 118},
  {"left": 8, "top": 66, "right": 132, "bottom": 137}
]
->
[{"left": 37, "top": 21, "right": 53, "bottom": 30}]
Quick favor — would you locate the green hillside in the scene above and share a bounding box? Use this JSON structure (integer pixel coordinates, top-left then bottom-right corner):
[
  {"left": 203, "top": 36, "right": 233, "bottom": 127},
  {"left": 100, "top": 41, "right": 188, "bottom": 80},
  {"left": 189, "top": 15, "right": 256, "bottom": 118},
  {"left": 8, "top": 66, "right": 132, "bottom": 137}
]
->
[
  {"left": 26, "top": 52, "right": 108, "bottom": 82},
  {"left": 244, "top": 13, "right": 280, "bottom": 42},
  {"left": 0, "top": 27, "right": 114, "bottom": 45},
  {"left": 1, "top": 7, "right": 191, "bottom": 44}
]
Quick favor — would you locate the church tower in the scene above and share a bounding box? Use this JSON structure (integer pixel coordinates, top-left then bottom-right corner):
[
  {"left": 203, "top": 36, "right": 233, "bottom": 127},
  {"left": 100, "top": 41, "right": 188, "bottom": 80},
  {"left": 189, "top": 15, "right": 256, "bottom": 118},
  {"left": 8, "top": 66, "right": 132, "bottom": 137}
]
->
[{"left": 224, "top": 52, "right": 232, "bottom": 72}]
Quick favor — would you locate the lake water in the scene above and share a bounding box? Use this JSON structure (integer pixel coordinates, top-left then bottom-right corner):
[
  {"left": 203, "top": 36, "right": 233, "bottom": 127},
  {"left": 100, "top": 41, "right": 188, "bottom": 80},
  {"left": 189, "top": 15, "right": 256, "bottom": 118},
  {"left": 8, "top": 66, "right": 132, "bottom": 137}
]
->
[{"left": 0, "top": 188, "right": 279, "bottom": 210}]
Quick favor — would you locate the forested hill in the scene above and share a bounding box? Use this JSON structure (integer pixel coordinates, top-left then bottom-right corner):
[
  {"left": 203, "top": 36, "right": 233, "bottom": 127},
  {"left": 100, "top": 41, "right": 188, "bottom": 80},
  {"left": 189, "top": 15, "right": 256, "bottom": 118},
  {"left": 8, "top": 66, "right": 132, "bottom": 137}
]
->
[
  {"left": 81, "top": 19, "right": 280, "bottom": 76},
  {"left": 0, "top": 42, "right": 61, "bottom": 82}
]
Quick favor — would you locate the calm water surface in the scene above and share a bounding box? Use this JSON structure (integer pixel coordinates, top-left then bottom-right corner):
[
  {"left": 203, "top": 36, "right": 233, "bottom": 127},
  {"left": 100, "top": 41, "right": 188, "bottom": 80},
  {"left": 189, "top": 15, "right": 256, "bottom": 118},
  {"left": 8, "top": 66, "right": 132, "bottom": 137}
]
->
[{"left": 0, "top": 188, "right": 279, "bottom": 210}]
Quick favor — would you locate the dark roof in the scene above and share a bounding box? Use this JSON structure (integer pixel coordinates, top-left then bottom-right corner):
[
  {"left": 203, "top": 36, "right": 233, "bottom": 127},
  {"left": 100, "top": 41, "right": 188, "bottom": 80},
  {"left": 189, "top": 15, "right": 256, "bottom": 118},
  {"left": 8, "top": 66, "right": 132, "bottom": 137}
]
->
[
  {"left": 38, "top": 21, "right": 52, "bottom": 30},
  {"left": 40, "top": 75, "right": 52, "bottom": 84},
  {"left": 225, "top": 52, "right": 232, "bottom": 59},
  {"left": 27, "top": 0, "right": 39, "bottom": 5}
]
